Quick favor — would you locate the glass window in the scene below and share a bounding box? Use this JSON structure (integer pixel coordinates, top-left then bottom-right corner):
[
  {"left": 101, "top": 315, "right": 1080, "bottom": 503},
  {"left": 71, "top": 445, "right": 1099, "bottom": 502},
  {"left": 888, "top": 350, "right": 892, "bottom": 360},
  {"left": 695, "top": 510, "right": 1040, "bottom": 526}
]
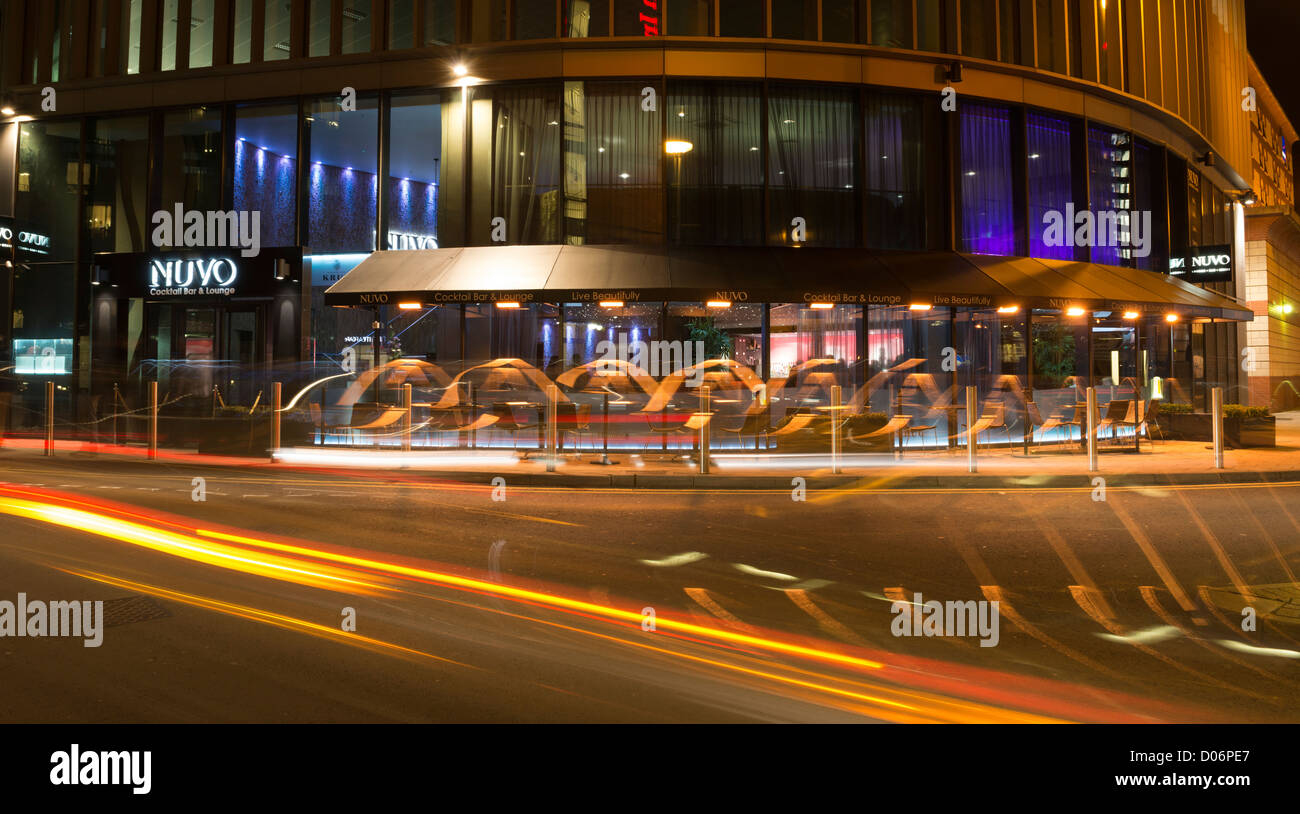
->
[
  {"left": 118, "top": 0, "right": 143, "bottom": 74},
  {"left": 822, "top": 0, "right": 858, "bottom": 44},
  {"left": 614, "top": 0, "right": 660, "bottom": 36},
  {"left": 769, "top": 303, "right": 860, "bottom": 400},
  {"left": 15, "top": 120, "right": 81, "bottom": 263},
  {"left": 1027, "top": 112, "right": 1074, "bottom": 260},
  {"left": 999, "top": 0, "right": 1021, "bottom": 63},
  {"left": 388, "top": 93, "right": 443, "bottom": 249},
  {"left": 233, "top": 0, "right": 253, "bottom": 64},
  {"left": 1096, "top": 0, "right": 1122, "bottom": 88},
  {"left": 719, "top": 0, "right": 764, "bottom": 38},
  {"left": 1087, "top": 126, "right": 1132, "bottom": 265},
  {"left": 51, "top": 0, "right": 64, "bottom": 81},
  {"left": 160, "top": 0, "right": 179, "bottom": 70},
  {"left": 309, "top": 0, "right": 331, "bottom": 56},
  {"left": 91, "top": 0, "right": 109, "bottom": 76},
  {"left": 959, "top": 103, "right": 1015, "bottom": 256},
  {"left": 767, "top": 84, "right": 857, "bottom": 247},
  {"left": 1035, "top": 0, "right": 1065, "bottom": 73},
  {"left": 863, "top": 93, "right": 929, "bottom": 250},
  {"left": 917, "top": 0, "right": 943, "bottom": 52},
  {"left": 961, "top": 0, "right": 996, "bottom": 59},
  {"left": 307, "top": 95, "right": 380, "bottom": 253},
  {"left": 342, "top": 0, "right": 373, "bottom": 53},
  {"left": 189, "top": 0, "right": 215, "bottom": 67},
  {"left": 160, "top": 107, "right": 223, "bottom": 215},
  {"left": 564, "top": 81, "right": 663, "bottom": 245},
  {"left": 264, "top": 0, "right": 292, "bottom": 60},
  {"left": 664, "top": 0, "right": 711, "bottom": 35},
  {"left": 13, "top": 121, "right": 80, "bottom": 365},
  {"left": 389, "top": 0, "right": 414, "bottom": 49},
  {"left": 771, "top": 0, "right": 816, "bottom": 40},
  {"left": 1132, "top": 139, "right": 1160, "bottom": 270},
  {"left": 87, "top": 117, "right": 150, "bottom": 254},
  {"left": 514, "top": 0, "right": 557, "bottom": 39},
  {"left": 565, "top": 0, "right": 609, "bottom": 36},
  {"left": 234, "top": 104, "right": 298, "bottom": 248},
  {"left": 424, "top": 0, "right": 456, "bottom": 44},
  {"left": 667, "top": 81, "right": 764, "bottom": 246},
  {"left": 870, "top": 0, "right": 911, "bottom": 48},
  {"left": 487, "top": 84, "right": 564, "bottom": 244}
]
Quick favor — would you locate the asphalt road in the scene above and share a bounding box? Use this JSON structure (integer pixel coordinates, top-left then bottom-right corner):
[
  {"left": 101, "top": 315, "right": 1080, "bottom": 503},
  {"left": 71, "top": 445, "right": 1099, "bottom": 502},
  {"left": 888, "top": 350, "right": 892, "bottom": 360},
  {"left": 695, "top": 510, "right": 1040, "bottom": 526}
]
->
[{"left": 1, "top": 450, "right": 1297, "bottom": 723}]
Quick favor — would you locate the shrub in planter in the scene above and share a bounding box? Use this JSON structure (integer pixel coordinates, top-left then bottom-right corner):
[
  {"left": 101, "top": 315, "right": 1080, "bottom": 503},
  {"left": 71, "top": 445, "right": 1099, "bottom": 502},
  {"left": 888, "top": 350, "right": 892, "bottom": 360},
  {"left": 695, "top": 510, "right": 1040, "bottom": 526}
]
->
[{"left": 1155, "top": 401, "right": 1275, "bottom": 447}]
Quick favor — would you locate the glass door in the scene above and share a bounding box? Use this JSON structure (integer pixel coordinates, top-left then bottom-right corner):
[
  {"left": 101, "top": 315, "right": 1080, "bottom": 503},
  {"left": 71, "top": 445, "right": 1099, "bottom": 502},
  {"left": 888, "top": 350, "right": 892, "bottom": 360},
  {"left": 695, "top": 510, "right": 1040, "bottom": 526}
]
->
[{"left": 222, "top": 308, "right": 261, "bottom": 407}]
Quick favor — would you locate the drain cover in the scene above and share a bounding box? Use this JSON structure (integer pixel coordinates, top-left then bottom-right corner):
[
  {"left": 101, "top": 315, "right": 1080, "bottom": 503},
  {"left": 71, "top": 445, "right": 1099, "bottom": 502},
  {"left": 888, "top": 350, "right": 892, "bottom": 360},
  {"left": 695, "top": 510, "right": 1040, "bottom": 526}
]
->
[{"left": 101, "top": 595, "right": 172, "bottom": 628}]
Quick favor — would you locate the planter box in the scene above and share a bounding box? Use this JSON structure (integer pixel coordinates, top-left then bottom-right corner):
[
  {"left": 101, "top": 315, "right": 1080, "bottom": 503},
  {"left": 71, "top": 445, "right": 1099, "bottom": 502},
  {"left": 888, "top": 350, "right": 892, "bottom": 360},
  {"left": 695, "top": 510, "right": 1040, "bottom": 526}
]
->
[{"left": 1160, "top": 413, "right": 1275, "bottom": 448}]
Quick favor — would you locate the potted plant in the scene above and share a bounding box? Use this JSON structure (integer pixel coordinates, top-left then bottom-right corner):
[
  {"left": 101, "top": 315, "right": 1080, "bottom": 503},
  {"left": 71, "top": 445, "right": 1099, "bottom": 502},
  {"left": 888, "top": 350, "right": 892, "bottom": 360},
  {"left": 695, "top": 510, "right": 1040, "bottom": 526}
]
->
[{"left": 1154, "top": 401, "right": 1274, "bottom": 448}]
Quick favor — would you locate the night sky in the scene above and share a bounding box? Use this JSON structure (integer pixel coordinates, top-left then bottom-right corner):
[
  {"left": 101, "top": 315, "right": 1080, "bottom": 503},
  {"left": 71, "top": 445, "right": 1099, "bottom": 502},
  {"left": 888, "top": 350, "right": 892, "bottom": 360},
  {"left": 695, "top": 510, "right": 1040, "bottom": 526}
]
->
[{"left": 1245, "top": 0, "right": 1300, "bottom": 129}]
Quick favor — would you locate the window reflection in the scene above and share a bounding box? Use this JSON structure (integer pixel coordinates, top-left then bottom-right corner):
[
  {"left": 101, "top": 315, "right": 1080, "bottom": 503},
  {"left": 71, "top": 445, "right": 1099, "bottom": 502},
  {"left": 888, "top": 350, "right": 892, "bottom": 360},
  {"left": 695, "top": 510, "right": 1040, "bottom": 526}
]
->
[{"left": 307, "top": 95, "right": 380, "bottom": 253}]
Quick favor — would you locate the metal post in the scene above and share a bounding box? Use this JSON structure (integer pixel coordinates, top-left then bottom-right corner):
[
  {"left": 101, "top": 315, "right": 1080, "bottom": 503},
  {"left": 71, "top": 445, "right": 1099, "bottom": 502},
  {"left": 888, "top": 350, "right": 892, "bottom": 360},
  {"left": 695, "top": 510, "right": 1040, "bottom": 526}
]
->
[
  {"left": 271, "top": 382, "right": 282, "bottom": 457},
  {"left": 148, "top": 381, "right": 158, "bottom": 461},
  {"left": 546, "top": 384, "right": 558, "bottom": 472},
  {"left": 698, "top": 385, "right": 711, "bottom": 475},
  {"left": 112, "top": 383, "right": 119, "bottom": 446},
  {"left": 1086, "top": 386, "right": 1098, "bottom": 472},
  {"left": 1022, "top": 387, "right": 1032, "bottom": 456},
  {"left": 830, "top": 384, "right": 842, "bottom": 474},
  {"left": 44, "top": 381, "right": 54, "bottom": 457},
  {"left": 401, "top": 383, "right": 412, "bottom": 453},
  {"left": 466, "top": 381, "right": 476, "bottom": 450},
  {"left": 966, "top": 386, "right": 977, "bottom": 473},
  {"left": 1212, "top": 386, "right": 1224, "bottom": 469}
]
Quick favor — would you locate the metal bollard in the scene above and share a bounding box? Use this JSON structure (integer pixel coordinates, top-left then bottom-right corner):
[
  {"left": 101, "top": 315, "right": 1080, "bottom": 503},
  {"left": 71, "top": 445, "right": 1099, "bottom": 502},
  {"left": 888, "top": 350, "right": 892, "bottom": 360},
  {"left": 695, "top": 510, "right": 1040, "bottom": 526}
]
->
[
  {"left": 44, "top": 381, "right": 54, "bottom": 457},
  {"left": 1212, "top": 386, "right": 1224, "bottom": 469},
  {"left": 1086, "top": 386, "right": 1098, "bottom": 472},
  {"left": 546, "top": 385, "right": 558, "bottom": 472},
  {"left": 966, "top": 385, "right": 977, "bottom": 473},
  {"left": 698, "top": 385, "right": 711, "bottom": 475},
  {"left": 830, "top": 385, "right": 842, "bottom": 474},
  {"left": 466, "top": 381, "right": 476, "bottom": 450},
  {"left": 271, "top": 382, "right": 282, "bottom": 458},
  {"left": 112, "top": 383, "right": 119, "bottom": 446},
  {"left": 401, "top": 383, "right": 412, "bottom": 453},
  {"left": 148, "top": 381, "right": 158, "bottom": 460},
  {"left": 1022, "top": 387, "right": 1033, "bottom": 456}
]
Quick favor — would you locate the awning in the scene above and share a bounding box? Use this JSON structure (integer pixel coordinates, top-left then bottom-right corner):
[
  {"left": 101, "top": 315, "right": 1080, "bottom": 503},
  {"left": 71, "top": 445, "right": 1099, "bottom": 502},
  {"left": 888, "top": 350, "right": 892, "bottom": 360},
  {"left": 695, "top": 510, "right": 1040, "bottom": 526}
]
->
[{"left": 322, "top": 245, "right": 1253, "bottom": 321}]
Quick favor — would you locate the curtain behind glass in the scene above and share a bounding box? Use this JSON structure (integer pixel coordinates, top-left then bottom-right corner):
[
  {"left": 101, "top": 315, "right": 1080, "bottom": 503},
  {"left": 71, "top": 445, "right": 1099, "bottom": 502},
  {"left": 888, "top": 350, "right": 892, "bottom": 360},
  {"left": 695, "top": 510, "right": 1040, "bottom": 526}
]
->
[
  {"left": 959, "top": 103, "right": 1015, "bottom": 256},
  {"left": 492, "top": 84, "right": 563, "bottom": 244},
  {"left": 667, "top": 81, "right": 763, "bottom": 246},
  {"left": 1088, "top": 126, "right": 1133, "bottom": 266},
  {"left": 863, "top": 94, "right": 926, "bottom": 250},
  {"left": 1027, "top": 112, "right": 1073, "bottom": 260},
  {"left": 566, "top": 81, "right": 663, "bottom": 244},
  {"left": 767, "top": 84, "right": 857, "bottom": 246},
  {"left": 565, "top": 0, "right": 609, "bottom": 36}
]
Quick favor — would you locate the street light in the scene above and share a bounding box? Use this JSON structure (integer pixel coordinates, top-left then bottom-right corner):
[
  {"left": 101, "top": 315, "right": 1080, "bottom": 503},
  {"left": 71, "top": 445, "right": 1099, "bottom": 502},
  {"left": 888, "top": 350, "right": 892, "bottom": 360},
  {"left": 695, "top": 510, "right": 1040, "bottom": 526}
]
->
[{"left": 666, "top": 140, "right": 694, "bottom": 242}]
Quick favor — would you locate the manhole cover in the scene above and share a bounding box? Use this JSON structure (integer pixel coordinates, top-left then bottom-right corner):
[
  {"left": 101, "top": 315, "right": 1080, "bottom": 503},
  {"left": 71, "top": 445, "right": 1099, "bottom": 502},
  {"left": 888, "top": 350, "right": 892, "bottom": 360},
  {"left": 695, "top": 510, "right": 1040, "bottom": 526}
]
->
[
  {"left": 101, "top": 595, "right": 172, "bottom": 628},
  {"left": 1203, "top": 584, "right": 1300, "bottom": 623}
]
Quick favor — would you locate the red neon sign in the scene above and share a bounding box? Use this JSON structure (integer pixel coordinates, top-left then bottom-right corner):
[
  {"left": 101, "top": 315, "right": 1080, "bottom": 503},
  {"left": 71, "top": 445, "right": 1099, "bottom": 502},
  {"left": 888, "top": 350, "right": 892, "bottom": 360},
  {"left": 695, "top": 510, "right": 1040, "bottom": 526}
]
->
[{"left": 639, "top": 0, "right": 660, "bottom": 36}]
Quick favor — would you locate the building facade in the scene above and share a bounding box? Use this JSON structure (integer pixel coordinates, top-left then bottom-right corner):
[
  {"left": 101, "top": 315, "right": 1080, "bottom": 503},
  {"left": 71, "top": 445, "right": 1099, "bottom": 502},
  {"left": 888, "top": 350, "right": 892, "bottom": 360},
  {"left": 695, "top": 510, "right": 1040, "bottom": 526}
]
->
[
  {"left": 0, "top": 1, "right": 1258, "bottom": 446},
  {"left": 1242, "top": 53, "right": 1299, "bottom": 411}
]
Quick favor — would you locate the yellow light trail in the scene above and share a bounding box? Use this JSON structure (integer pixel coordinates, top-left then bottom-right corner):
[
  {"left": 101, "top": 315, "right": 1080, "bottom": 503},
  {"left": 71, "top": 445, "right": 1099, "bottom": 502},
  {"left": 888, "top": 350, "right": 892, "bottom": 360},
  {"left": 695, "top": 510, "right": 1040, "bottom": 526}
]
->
[
  {"left": 193, "top": 527, "right": 888, "bottom": 673},
  {"left": 0, "top": 496, "right": 392, "bottom": 596}
]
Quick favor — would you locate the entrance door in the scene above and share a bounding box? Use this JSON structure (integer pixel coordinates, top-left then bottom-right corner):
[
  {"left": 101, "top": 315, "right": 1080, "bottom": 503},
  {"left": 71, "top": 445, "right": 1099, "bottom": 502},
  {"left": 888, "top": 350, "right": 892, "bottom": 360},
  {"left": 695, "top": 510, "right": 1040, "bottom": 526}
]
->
[{"left": 223, "top": 309, "right": 261, "bottom": 406}]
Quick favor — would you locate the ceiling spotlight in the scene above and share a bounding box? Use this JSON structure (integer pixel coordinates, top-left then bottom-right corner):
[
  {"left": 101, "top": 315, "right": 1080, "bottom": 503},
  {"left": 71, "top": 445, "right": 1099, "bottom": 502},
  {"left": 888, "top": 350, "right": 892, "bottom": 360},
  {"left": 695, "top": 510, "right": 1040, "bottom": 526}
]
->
[
  {"left": 996, "top": 305, "right": 1020, "bottom": 314},
  {"left": 1066, "top": 306, "right": 1086, "bottom": 317},
  {"left": 1122, "top": 311, "right": 1140, "bottom": 320},
  {"left": 453, "top": 63, "right": 468, "bottom": 77},
  {"left": 1164, "top": 313, "right": 1180, "bottom": 323}
]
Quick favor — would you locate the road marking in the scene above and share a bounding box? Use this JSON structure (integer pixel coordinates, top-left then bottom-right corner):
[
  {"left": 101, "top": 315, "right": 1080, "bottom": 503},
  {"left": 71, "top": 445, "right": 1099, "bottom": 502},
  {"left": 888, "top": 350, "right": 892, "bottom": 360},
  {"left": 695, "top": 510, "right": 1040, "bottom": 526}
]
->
[
  {"left": 733, "top": 563, "right": 798, "bottom": 581},
  {"left": 639, "top": 551, "right": 708, "bottom": 567}
]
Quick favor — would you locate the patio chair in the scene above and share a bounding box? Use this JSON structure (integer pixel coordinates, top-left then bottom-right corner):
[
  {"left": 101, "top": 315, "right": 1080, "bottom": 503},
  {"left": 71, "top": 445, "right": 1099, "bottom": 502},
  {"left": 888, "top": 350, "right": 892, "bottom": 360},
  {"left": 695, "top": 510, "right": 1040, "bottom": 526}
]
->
[
  {"left": 846, "top": 414, "right": 911, "bottom": 455},
  {"left": 310, "top": 402, "right": 355, "bottom": 445},
  {"left": 1033, "top": 403, "right": 1082, "bottom": 448},
  {"left": 720, "top": 403, "right": 772, "bottom": 451},
  {"left": 958, "top": 401, "right": 1012, "bottom": 449},
  {"left": 1095, "top": 399, "right": 1132, "bottom": 444},
  {"left": 492, "top": 401, "right": 544, "bottom": 456},
  {"left": 557, "top": 402, "right": 593, "bottom": 456},
  {"left": 1138, "top": 399, "right": 1164, "bottom": 444},
  {"left": 351, "top": 406, "right": 408, "bottom": 445}
]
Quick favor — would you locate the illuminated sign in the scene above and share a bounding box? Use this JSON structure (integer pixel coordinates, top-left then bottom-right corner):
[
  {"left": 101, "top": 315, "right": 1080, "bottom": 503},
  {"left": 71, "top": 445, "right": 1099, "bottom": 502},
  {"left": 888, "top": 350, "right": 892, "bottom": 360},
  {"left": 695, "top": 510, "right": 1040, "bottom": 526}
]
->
[
  {"left": 148, "top": 257, "right": 240, "bottom": 296},
  {"left": 1169, "top": 244, "right": 1232, "bottom": 283},
  {"left": 386, "top": 231, "right": 439, "bottom": 250},
  {"left": 638, "top": 0, "right": 659, "bottom": 35},
  {"left": 0, "top": 223, "right": 52, "bottom": 255},
  {"left": 13, "top": 338, "right": 73, "bottom": 375}
]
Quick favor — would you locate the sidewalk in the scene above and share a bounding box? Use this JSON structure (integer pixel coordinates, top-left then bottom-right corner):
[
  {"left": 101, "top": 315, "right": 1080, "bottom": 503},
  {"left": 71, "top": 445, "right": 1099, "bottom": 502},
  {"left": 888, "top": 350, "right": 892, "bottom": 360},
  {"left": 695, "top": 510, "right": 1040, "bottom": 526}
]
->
[
  {"left": 5, "top": 412, "right": 1297, "bottom": 491},
  {"left": 266, "top": 410, "right": 1300, "bottom": 490}
]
